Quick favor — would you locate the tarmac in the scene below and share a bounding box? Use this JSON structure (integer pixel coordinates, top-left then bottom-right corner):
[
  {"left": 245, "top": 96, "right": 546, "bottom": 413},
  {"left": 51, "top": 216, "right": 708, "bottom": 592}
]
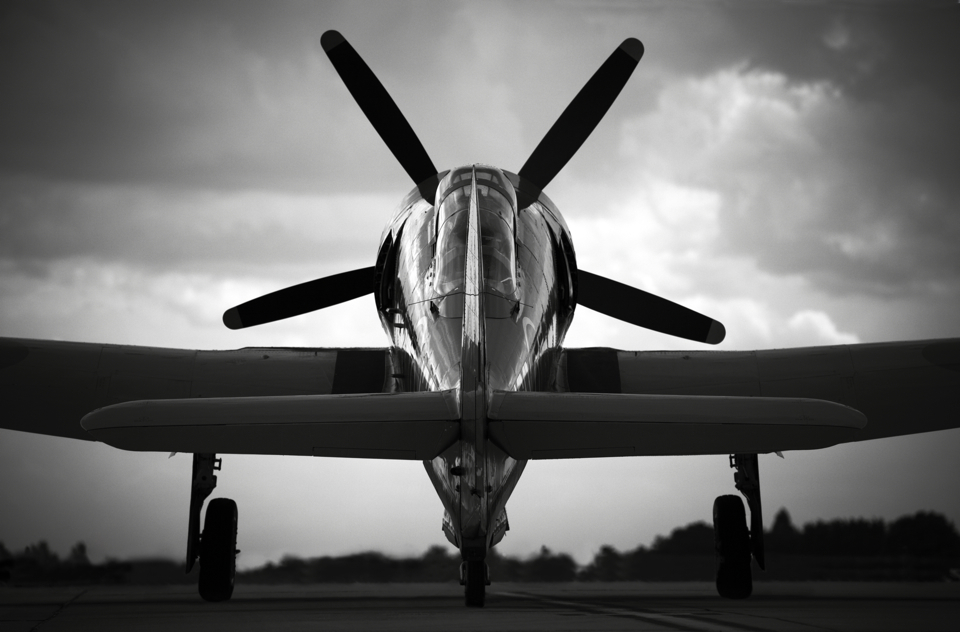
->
[{"left": 2, "top": 581, "right": 959, "bottom": 631}]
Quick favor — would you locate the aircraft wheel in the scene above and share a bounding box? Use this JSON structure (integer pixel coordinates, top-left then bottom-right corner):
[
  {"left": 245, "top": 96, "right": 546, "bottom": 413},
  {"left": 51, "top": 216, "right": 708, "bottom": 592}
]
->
[
  {"left": 463, "top": 560, "right": 486, "bottom": 607},
  {"left": 713, "top": 494, "right": 752, "bottom": 599},
  {"left": 198, "top": 498, "right": 238, "bottom": 602}
]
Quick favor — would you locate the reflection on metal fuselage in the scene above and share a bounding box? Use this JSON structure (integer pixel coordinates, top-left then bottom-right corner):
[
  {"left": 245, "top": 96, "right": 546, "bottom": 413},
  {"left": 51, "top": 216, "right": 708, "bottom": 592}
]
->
[{"left": 375, "top": 165, "right": 577, "bottom": 560}]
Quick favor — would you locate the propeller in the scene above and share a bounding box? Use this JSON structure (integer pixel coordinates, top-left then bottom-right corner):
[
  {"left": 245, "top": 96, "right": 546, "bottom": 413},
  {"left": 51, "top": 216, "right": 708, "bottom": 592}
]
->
[
  {"left": 223, "top": 267, "right": 375, "bottom": 330},
  {"left": 321, "top": 30, "right": 440, "bottom": 204},
  {"left": 518, "top": 38, "right": 643, "bottom": 202},
  {"left": 577, "top": 270, "right": 726, "bottom": 345},
  {"left": 224, "top": 34, "right": 723, "bottom": 345}
]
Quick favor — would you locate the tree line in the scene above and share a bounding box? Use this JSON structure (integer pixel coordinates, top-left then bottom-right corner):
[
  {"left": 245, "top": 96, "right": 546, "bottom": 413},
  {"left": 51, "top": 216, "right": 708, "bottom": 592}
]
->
[
  {"left": 3, "top": 508, "right": 958, "bottom": 585},
  {"left": 578, "top": 509, "right": 960, "bottom": 582}
]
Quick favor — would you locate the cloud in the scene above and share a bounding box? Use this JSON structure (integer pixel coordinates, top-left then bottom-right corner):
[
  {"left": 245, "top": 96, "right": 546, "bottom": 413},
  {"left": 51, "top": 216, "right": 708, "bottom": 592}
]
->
[
  {"left": 561, "top": 49, "right": 959, "bottom": 351},
  {"left": 0, "top": 2, "right": 558, "bottom": 194},
  {"left": 616, "top": 63, "right": 960, "bottom": 300},
  {"left": 560, "top": 172, "right": 862, "bottom": 351},
  {"left": 0, "top": 2, "right": 440, "bottom": 193},
  {"left": 0, "top": 175, "right": 394, "bottom": 272},
  {"left": 0, "top": 257, "right": 385, "bottom": 348},
  {"left": 787, "top": 309, "right": 859, "bottom": 345}
]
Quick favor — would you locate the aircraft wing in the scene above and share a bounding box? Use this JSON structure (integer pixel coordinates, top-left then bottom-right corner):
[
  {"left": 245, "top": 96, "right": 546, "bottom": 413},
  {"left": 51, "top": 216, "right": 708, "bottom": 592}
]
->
[
  {"left": 515, "top": 338, "right": 959, "bottom": 458},
  {"left": 0, "top": 337, "right": 458, "bottom": 459}
]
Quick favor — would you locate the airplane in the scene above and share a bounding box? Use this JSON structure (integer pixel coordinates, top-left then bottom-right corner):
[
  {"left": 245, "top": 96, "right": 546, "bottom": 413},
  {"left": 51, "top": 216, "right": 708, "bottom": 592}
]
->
[{"left": 2, "top": 30, "right": 959, "bottom": 607}]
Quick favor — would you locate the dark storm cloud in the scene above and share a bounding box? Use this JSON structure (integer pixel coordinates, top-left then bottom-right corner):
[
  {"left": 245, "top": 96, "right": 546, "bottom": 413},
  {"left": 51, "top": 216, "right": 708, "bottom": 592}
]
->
[
  {"left": 0, "top": 1, "right": 451, "bottom": 274},
  {"left": 636, "top": 3, "right": 960, "bottom": 299},
  {"left": 0, "top": 1, "right": 452, "bottom": 194},
  {"left": 722, "top": 4, "right": 960, "bottom": 100},
  {"left": 721, "top": 3, "right": 960, "bottom": 185},
  {"left": 3, "top": 0, "right": 958, "bottom": 295},
  {"left": 727, "top": 6, "right": 960, "bottom": 296}
]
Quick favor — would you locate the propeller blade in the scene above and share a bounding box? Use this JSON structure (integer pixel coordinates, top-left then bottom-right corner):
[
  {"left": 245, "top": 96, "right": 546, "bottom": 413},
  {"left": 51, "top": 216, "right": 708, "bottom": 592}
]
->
[
  {"left": 577, "top": 270, "right": 725, "bottom": 345},
  {"left": 321, "top": 30, "right": 439, "bottom": 204},
  {"left": 223, "top": 267, "right": 375, "bottom": 330},
  {"left": 518, "top": 38, "right": 643, "bottom": 199}
]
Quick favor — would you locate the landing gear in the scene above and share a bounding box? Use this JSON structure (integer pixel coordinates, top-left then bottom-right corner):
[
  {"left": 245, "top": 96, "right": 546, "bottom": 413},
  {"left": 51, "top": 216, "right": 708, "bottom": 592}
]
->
[
  {"left": 198, "top": 498, "right": 238, "bottom": 602},
  {"left": 461, "top": 560, "right": 488, "bottom": 607},
  {"left": 713, "top": 453, "right": 765, "bottom": 599},
  {"left": 713, "top": 495, "right": 752, "bottom": 599},
  {"left": 185, "top": 453, "right": 239, "bottom": 602}
]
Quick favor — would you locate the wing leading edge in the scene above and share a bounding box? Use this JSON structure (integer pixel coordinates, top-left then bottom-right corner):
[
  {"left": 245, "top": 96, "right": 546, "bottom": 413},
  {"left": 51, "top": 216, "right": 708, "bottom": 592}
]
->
[
  {"left": 488, "top": 391, "right": 865, "bottom": 459},
  {"left": 81, "top": 390, "right": 460, "bottom": 459}
]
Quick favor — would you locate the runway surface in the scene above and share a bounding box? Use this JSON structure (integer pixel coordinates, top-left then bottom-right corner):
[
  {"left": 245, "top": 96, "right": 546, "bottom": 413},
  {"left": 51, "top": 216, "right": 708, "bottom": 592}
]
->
[{"left": 3, "top": 582, "right": 959, "bottom": 631}]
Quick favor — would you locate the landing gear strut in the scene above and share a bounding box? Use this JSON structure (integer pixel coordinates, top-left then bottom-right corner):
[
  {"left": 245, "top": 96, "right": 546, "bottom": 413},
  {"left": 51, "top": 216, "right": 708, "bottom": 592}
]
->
[
  {"left": 185, "top": 453, "right": 239, "bottom": 602},
  {"left": 713, "top": 453, "right": 764, "bottom": 599},
  {"left": 731, "top": 453, "right": 765, "bottom": 570},
  {"left": 186, "top": 453, "right": 219, "bottom": 574},
  {"left": 461, "top": 560, "right": 489, "bottom": 607}
]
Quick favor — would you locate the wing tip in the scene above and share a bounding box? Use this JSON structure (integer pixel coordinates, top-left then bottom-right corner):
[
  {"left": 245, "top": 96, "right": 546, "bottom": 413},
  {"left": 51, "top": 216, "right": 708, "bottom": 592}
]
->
[
  {"left": 620, "top": 38, "right": 644, "bottom": 62},
  {"left": 321, "top": 30, "right": 346, "bottom": 53}
]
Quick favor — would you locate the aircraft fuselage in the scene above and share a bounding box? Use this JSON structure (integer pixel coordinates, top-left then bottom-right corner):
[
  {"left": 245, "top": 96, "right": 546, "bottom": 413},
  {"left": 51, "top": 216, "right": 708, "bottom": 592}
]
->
[{"left": 375, "top": 165, "right": 577, "bottom": 559}]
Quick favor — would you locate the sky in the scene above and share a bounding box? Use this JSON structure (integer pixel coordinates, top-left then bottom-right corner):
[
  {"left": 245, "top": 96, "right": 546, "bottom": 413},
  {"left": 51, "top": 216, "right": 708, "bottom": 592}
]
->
[{"left": 1, "top": 0, "right": 959, "bottom": 569}]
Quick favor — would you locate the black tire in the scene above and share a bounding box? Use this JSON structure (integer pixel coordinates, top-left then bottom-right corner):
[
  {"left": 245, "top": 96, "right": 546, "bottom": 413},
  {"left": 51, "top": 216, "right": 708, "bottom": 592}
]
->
[
  {"left": 713, "top": 494, "right": 752, "bottom": 599},
  {"left": 198, "top": 498, "right": 238, "bottom": 602},
  {"left": 464, "top": 560, "right": 486, "bottom": 607}
]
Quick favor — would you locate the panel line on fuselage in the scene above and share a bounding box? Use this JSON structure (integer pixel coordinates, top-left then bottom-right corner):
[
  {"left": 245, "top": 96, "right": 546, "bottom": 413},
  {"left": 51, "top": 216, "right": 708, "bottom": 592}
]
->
[
  {"left": 459, "top": 166, "right": 487, "bottom": 557},
  {"left": 387, "top": 164, "right": 574, "bottom": 557}
]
